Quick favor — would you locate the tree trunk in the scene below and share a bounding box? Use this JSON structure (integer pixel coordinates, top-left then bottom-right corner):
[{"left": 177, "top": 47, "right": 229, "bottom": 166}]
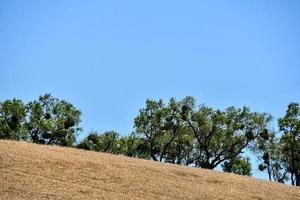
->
[
  {"left": 291, "top": 172, "right": 295, "bottom": 185},
  {"left": 149, "top": 142, "right": 157, "bottom": 161},
  {"left": 151, "top": 154, "right": 157, "bottom": 161},
  {"left": 267, "top": 165, "right": 272, "bottom": 181},
  {"left": 296, "top": 172, "right": 300, "bottom": 186},
  {"left": 159, "top": 127, "right": 178, "bottom": 162}
]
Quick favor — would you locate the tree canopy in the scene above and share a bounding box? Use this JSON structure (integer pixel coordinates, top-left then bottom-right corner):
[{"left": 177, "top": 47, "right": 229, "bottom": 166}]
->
[
  {"left": 133, "top": 97, "right": 271, "bottom": 171},
  {"left": 278, "top": 103, "right": 300, "bottom": 186},
  {"left": 0, "top": 94, "right": 81, "bottom": 147},
  {"left": 0, "top": 98, "right": 27, "bottom": 140}
]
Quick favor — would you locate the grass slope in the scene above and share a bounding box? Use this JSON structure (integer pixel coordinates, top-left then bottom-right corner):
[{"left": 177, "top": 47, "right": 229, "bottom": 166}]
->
[{"left": 0, "top": 140, "right": 300, "bottom": 200}]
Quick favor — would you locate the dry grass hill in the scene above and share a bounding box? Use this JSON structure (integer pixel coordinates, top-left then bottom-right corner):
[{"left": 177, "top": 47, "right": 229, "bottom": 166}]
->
[{"left": 0, "top": 140, "right": 300, "bottom": 200}]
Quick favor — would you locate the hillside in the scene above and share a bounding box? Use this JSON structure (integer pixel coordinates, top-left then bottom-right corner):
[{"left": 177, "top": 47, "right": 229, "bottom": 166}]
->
[{"left": 0, "top": 140, "right": 299, "bottom": 200}]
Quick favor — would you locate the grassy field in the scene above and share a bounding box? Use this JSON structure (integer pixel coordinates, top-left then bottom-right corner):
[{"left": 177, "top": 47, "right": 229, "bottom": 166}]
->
[{"left": 0, "top": 140, "right": 299, "bottom": 200}]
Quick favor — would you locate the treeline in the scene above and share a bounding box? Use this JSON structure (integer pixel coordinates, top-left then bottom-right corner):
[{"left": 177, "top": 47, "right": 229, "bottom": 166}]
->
[{"left": 0, "top": 94, "right": 299, "bottom": 186}]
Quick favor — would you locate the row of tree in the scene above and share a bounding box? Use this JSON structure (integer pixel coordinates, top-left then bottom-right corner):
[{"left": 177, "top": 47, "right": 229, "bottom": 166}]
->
[{"left": 0, "top": 94, "right": 299, "bottom": 186}]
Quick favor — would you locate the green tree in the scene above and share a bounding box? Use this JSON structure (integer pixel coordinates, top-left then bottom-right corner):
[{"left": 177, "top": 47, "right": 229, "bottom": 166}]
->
[
  {"left": 118, "top": 134, "right": 150, "bottom": 158},
  {"left": 0, "top": 98, "right": 28, "bottom": 140},
  {"left": 278, "top": 102, "right": 300, "bottom": 186},
  {"left": 26, "top": 94, "right": 81, "bottom": 147},
  {"left": 77, "top": 131, "right": 120, "bottom": 153},
  {"left": 222, "top": 156, "right": 252, "bottom": 176},
  {"left": 163, "top": 126, "right": 196, "bottom": 165},
  {"left": 255, "top": 130, "right": 288, "bottom": 183},
  {"left": 182, "top": 102, "right": 271, "bottom": 169},
  {"left": 134, "top": 98, "right": 182, "bottom": 162}
]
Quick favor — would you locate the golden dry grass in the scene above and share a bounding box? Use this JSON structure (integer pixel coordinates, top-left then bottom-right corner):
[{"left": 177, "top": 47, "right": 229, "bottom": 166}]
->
[{"left": 0, "top": 140, "right": 299, "bottom": 200}]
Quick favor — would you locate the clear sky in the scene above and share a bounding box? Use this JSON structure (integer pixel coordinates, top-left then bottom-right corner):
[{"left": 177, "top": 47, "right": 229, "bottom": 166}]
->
[{"left": 0, "top": 0, "right": 299, "bottom": 179}]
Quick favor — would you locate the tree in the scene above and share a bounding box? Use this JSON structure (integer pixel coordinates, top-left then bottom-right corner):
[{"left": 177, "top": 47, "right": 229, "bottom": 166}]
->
[
  {"left": 0, "top": 98, "right": 28, "bottom": 140},
  {"left": 182, "top": 102, "right": 271, "bottom": 169},
  {"left": 134, "top": 98, "right": 182, "bottom": 162},
  {"left": 162, "top": 126, "right": 196, "bottom": 165},
  {"left": 222, "top": 156, "right": 252, "bottom": 176},
  {"left": 118, "top": 134, "right": 150, "bottom": 158},
  {"left": 255, "top": 130, "right": 288, "bottom": 183},
  {"left": 25, "top": 94, "right": 81, "bottom": 147},
  {"left": 77, "top": 131, "right": 120, "bottom": 154},
  {"left": 278, "top": 102, "right": 300, "bottom": 186}
]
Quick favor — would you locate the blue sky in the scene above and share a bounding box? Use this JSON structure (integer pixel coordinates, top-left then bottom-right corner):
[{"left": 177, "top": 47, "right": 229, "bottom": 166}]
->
[{"left": 1, "top": 0, "right": 299, "bottom": 179}]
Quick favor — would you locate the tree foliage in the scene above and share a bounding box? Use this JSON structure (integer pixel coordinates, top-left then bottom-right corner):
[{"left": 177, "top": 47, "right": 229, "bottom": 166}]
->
[
  {"left": 255, "top": 130, "right": 288, "bottom": 183},
  {"left": 134, "top": 97, "right": 271, "bottom": 170},
  {"left": 77, "top": 131, "right": 120, "bottom": 153},
  {"left": 118, "top": 135, "right": 150, "bottom": 158},
  {"left": 25, "top": 94, "right": 81, "bottom": 147},
  {"left": 222, "top": 156, "right": 252, "bottom": 176},
  {"left": 134, "top": 98, "right": 182, "bottom": 162},
  {"left": 0, "top": 94, "right": 81, "bottom": 147},
  {"left": 182, "top": 102, "right": 271, "bottom": 169},
  {"left": 0, "top": 99, "right": 27, "bottom": 140},
  {"left": 278, "top": 102, "right": 300, "bottom": 186},
  {"left": 77, "top": 131, "right": 150, "bottom": 158}
]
